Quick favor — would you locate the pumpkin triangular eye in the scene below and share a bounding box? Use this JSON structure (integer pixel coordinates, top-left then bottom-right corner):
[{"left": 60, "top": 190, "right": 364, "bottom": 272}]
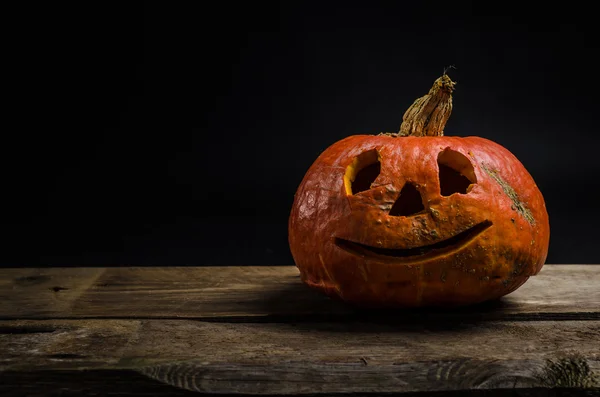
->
[
  {"left": 389, "top": 183, "right": 424, "bottom": 216},
  {"left": 438, "top": 148, "right": 477, "bottom": 196},
  {"left": 344, "top": 149, "right": 380, "bottom": 195}
]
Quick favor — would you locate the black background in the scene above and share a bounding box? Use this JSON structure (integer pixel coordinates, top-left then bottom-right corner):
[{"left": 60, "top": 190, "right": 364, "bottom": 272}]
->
[{"left": 2, "top": 2, "right": 599, "bottom": 267}]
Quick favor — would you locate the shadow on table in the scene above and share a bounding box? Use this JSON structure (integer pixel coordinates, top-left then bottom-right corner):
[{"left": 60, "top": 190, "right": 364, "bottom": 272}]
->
[{"left": 246, "top": 274, "right": 523, "bottom": 331}]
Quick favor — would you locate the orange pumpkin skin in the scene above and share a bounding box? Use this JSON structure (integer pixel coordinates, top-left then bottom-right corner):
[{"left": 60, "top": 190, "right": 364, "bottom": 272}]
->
[{"left": 288, "top": 134, "right": 550, "bottom": 307}]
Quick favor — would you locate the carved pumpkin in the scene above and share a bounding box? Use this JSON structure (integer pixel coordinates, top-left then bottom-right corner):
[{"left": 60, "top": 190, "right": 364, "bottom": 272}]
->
[{"left": 288, "top": 74, "right": 550, "bottom": 307}]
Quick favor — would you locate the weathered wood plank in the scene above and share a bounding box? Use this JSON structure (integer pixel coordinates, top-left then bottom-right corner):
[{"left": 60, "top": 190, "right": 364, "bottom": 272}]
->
[
  {"left": 0, "top": 319, "right": 599, "bottom": 394},
  {"left": 2, "top": 373, "right": 595, "bottom": 397},
  {"left": 0, "top": 268, "right": 105, "bottom": 318},
  {"left": 0, "top": 370, "right": 202, "bottom": 397},
  {"left": 0, "top": 266, "right": 598, "bottom": 321}
]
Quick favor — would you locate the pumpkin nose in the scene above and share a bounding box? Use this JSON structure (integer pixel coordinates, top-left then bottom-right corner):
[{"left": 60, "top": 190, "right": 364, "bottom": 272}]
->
[{"left": 389, "top": 183, "right": 425, "bottom": 217}]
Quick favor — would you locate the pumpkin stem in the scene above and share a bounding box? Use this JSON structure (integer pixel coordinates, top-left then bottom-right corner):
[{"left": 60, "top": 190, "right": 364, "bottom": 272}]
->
[{"left": 398, "top": 73, "right": 456, "bottom": 137}]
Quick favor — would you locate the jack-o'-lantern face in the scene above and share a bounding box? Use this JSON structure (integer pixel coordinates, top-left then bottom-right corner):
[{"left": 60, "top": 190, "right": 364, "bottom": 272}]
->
[
  {"left": 289, "top": 134, "right": 549, "bottom": 307},
  {"left": 336, "top": 144, "right": 491, "bottom": 263}
]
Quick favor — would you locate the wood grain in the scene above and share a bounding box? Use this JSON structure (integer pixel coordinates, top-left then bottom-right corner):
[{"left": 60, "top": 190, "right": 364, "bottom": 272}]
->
[
  {"left": 1, "top": 266, "right": 599, "bottom": 395},
  {"left": 0, "top": 370, "right": 201, "bottom": 397},
  {"left": 0, "top": 319, "right": 599, "bottom": 394},
  {"left": 0, "top": 265, "right": 598, "bottom": 321},
  {"left": 0, "top": 268, "right": 105, "bottom": 318},
  {"left": 2, "top": 373, "right": 595, "bottom": 397}
]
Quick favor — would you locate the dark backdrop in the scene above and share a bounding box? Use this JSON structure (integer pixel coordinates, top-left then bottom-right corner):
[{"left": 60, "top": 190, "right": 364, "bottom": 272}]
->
[{"left": 2, "top": 2, "right": 599, "bottom": 266}]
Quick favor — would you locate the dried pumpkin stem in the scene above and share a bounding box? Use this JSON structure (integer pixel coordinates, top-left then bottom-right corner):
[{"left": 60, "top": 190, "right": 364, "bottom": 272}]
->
[{"left": 398, "top": 73, "right": 456, "bottom": 137}]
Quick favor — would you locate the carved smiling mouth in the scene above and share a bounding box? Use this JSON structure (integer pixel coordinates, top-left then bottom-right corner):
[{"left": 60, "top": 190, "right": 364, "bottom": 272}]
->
[{"left": 334, "top": 220, "right": 492, "bottom": 260}]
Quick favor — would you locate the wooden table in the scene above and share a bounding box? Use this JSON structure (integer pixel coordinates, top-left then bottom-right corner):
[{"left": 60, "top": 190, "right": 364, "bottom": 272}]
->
[{"left": 0, "top": 265, "right": 598, "bottom": 396}]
